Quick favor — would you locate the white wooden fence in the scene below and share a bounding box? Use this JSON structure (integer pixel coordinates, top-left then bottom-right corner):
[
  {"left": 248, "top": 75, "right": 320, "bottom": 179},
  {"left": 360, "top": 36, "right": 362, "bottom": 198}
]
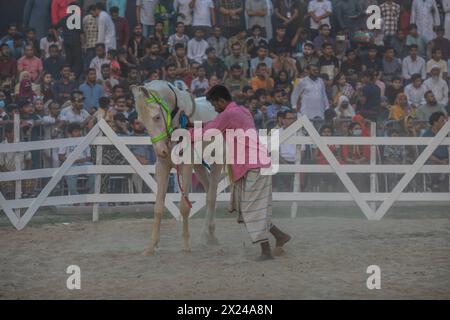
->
[{"left": 0, "top": 116, "right": 449, "bottom": 230}]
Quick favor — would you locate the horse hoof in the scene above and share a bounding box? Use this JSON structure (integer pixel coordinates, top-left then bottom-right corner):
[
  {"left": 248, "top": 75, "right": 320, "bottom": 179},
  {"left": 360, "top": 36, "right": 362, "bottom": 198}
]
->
[
  {"left": 143, "top": 248, "right": 155, "bottom": 256},
  {"left": 202, "top": 233, "right": 220, "bottom": 246},
  {"left": 273, "top": 247, "right": 285, "bottom": 257},
  {"left": 182, "top": 247, "right": 191, "bottom": 253}
]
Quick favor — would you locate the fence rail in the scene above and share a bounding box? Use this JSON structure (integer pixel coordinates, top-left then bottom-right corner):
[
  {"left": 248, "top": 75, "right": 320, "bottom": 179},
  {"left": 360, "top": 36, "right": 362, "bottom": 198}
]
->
[{"left": 0, "top": 116, "right": 449, "bottom": 230}]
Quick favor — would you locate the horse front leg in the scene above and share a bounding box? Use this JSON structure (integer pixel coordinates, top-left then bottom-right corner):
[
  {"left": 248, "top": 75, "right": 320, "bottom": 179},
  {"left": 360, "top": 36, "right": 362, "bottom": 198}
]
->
[
  {"left": 145, "top": 160, "right": 170, "bottom": 256},
  {"left": 205, "top": 164, "right": 222, "bottom": 245},
  {"left": 180, "top": 164, "right": 193, "bottom": 252}
]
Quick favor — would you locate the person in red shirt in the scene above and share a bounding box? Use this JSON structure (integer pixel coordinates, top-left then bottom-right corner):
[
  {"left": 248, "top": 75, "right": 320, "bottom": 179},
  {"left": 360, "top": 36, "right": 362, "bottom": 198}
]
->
[
  {"left": 110, "top": 6, "right": 130, "bottom": 49},
  {"left": 51, "top": 0, "right": 72, "bottom": 25}
]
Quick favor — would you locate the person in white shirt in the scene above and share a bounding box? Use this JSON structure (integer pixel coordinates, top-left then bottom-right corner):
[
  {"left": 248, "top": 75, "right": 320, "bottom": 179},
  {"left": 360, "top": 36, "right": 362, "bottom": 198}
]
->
[
  {"left": 174, "top": 0, "right": 193, "bottom": 31},
  {"left": 190, "top": 0, "right": 215, "bottom": 36},
  {"left": 187, "top": 28, "right": 209, "bottom": 64},
  {"left": 402, "top": 44, "right": 426, "bottom": 81},
  {"left": 308, "top": 0, "right": 332, "bottom": 38},
  {"left": 404, "top": 74, "right": 427, "bottom": 108},
  {"left": 424, "top": 65, "right": 449, "bottom": 106},
  {"left": 291, "top": 64, "right": 330, "bottom": 120},
  {"left": 136, "top": 0, "right": 159, "bottom": 37},
  {"left": 90, "top": 43, "right": 111, "bottom": 80},
  {"left": 93, "top": 3, "right": 117, "bottom": 52}
]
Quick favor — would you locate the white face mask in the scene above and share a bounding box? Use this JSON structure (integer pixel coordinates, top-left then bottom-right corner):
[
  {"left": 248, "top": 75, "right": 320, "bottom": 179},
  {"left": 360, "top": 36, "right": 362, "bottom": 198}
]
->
[{"left": 353, "top": 129, "right": 362, "bottom": 136}]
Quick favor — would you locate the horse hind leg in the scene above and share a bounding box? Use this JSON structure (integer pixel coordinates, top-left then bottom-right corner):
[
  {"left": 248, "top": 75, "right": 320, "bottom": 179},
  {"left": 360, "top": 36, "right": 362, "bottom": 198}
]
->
[{"left": 180, "top": 164, "right": 193, "bottom": 253}]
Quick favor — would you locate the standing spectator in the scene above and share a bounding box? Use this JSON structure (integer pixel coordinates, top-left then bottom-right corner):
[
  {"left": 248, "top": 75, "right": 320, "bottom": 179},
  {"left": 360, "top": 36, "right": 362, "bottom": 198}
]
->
[
  {"left": 380, "top": 0, "right": 401, "bottom": 43},
  {"left": 53, "top": 65, "right": 78, "bottom": 104},
  {"left": 416, "top": 90, "right": 448, "bottom": 120},
  {"left": 385, "top": 76, "right": 404, "bottom": 105},
  {"left": 358, "top": 71, "right": 381, "bottom": 122},
  {"left": 274, "top": 0, "right": 300, "bottom": 38},
  {"left": 390, "top": 29, "right": 408, "bottom": 60},
  {"left": 51, "top": 0, "right": 71, "bottom": 25},
  {"left": 128, "top": 24, "right": 147, "bottom": 61},
  {"left": 83, "top": 5, "right": 99, "bottom": 71},
  {"left": 187, "top": 28, "right": 209, "bottom": 64},
  {"left": 250, "top": 45, "right": 271, "bottom": 77},
  {"left": 17, "top": 45, "right": 43, "bottom": 82},
  {"left": 190, "top": 65, "right": 209, "bottom": 97},
  {"left": 136, "top": 0, "right": 159, "bottom": 37},
  {"left": 335, "top": 0, "right": 363, "bottom": 33},
  {"left": 318, "top": 43, "right": 339, "bottom": 80},
  {"left": 165, "top": 63, "right": 189, "bottom": 90},
  {"left": 23, "top": 0, "right": 52, "bottom": 40},
  {"left": 202, "top": 47, "right": 227, "bottom": 80},
  {"left": 296, "top": 42, "right": 319, "bottom": 75},
  {"left": 405, "top": 73, "right": 427, "bottom": 109},
  {"left": 167, "top": 43, "right": 190, "bottom": 79},
  {"left": 389, "top": 92, "right": 412, "bottom": 121},
  {"left": 307, "top": 0, "right": 332, "bottom": 39},
  {"left": 272, "top": 47, "right": 297, "bottom": 81},
  {"left": 107, "top": 0, "right": 127, "bottom": 17},
  {"left": 266, "top": 88, "right": 289, "bottom": 125},
  {"left": 268, "top": 25, "right": 291, "bottom": 58},
  {"left": 94, "top": 2, "right": 117, "bottom": 51},
  {"left": 0, "top": 44, "right": 18, "bottom": 82},
  {"left": 59, "top": 91, "right": 93, "bottom": 129},
  {"left": 141, "top": 41, "right": 166, "bottom": 79},
  {"left": 224, "top": 64, "right": 248, "bottom": 101},
  {"left": 79, "top": 68, "right": 105, "bottom": 111},
  {"left": 110, "top": 6, "right": 130, "bottom": 49},
  {"left": 291, "top": 64, "right": 329, "bottom": 120},
  {"left": 410, "top": 0, "right": 440, "bottom": 43},
  {"left": 402, "top": 44, "right": 426, "bottom": 82},
  {"left": 424, "top": 65, "right": 449, "bottom": 106},
  {"left": 191, "top": 0, "right": 216, "bottom": 36},
  {"left": 207, "top": 26, "right": 228, "bottom": 59},
  {"left": 444, "top": 0, "right": 450, "bottom": 40},
  {"left": 174, "top": 0, "right": 193, "bottom": 35},
  {"left": 218, "top": 0, "right": 243, "bottom": 38},
  {"left": 58, "top": 123, "right": 95, "bottom": 196},
  {"left": 246, "top": 0, "right": 268, "bottom": 33},
  {"left": 246, "top": 25, "right": 268, "bottom": 58},
  {"left": 312, "top": 24, "right": 334, "bottom": 54}
]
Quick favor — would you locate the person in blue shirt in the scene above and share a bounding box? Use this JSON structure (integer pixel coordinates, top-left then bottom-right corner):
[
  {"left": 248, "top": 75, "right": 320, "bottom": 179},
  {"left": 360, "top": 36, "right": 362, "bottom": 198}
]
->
[
  {"left": 266, "top": 88, "right": 290, "bottom": 129},
  {"left": 79, "top": 68, "right": 105, "bottom": 112}
]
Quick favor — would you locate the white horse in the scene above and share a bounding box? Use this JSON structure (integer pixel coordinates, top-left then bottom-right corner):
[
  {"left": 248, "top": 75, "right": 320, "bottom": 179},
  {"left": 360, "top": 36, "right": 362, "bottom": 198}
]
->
[{"left": 132, "top": 80, "right": 223, "bottom": 255}]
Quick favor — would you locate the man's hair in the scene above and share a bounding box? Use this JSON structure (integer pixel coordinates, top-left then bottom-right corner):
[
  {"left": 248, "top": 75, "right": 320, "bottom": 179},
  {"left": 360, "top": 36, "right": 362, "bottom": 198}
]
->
[
  {"left": 230, "top": 63, "right": 242, "bottom": 71},
  {"left": 283, "top": 109, "right": 296, "bottom": 118},
  {"left": 408, "top": 44, "right": 418, "bottom": 50},
  {"left": 67, "top": 123, "right": 82, "bottom": 134},
  {"left": 60, "top": 64, "right": 72, "bottom": 72},
  {"left": 319, "top": 24, "right": 330, "bottom": 30},
  {"left": 70, "top": 90, "right": 84, "bottom": 101},
  {"left": 86, "top": 68, "right": 96, "bottom": 75},
  {"left": 95, "top": 43, "right": 106, "bottom": 49},
  {"left": 99, "top": 96, "right": 110, "bottom": 109},
  {"left": 303, "top": 42, "right": 314, "bottom": 50},
  {"left": 114, "top": 95, "right": 126, "bottom": 102},
  {"left": 49, "top": 44, "right": 59, "bottom": 51},
  {"left": 205, "top": 47, "right": 216, "bottom": 55},
  {"left": 271, "top": 87, "right": 285, "bottom": 97},
  {"left": 206, "top": 85, "right": 232, "bottom": 102},
  {"left": 255, "top": 88, "right": 267, "bottom": 99},
  {"left": 109, "top": 6, "right": 119, "bottom": 14},
  {"left": 432, "top": 48, "right": 442, "bottom": 55},
  {"left": 174, "top": 43, "right": 185, "bottom": 51},
  {"left": 408, "top": 23, "right": 417, "bottom": 31},
  {"left": 231, "top": 42, "right": 241, "bottom": 49},
  {"left": 424, "top": 90, "right": 434, "bottom": 99},
  {"left": 95, "top": 2, "right": 106, "bottom": 11},
  {"left": 251, "top": 24, "right": 262, "bottom": 32},
  {"left": 429, "top": 111, "right": 446, "bottom": 126},
  {"left": 165, "top": 62, "right": 177, "bottom": 70},
  {"left": 319, "top": 124, "right": 333, "bottom": 134},
  {"left": 411, "top": 73, "right": 422, "bottom": 82},
  {"left": 322, "top": 43, "right": 333, "bottom": 50},
  {"left": 101, "top": 63, "right": 111, "bottom": 70},
  {"left": 392, "top": 76, "right": 402, "bottom": 82},
  {"left": 256, "top": 62, "right": 267, "bottom": 70},
  {"left": 176, "top": 21, "right": 185, "bottom": 27}
]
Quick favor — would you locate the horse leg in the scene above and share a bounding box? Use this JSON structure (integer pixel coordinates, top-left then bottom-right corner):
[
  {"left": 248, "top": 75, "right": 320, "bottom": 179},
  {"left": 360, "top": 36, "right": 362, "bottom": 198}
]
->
[
  {"left": 145, "top": 161, "right": 170, "bottom": 256},
  {"left": 180, "top": 164, "right": 193, "bottom": 252},
  {"left": 195, "top": 164, "right": 220, "bottom": 245}
]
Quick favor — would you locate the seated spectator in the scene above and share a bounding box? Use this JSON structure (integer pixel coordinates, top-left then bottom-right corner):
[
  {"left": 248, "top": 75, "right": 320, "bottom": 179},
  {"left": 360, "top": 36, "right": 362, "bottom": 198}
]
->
[
  {"left": 167, "top": 43, "right": 190, "bottom": 79},
  {"left": 90, "top": 43, "right": 111, "bottom": 80},
  {"left": 168, "top": 22, "right": 190, "bottom": 54},
  {"left": 268, "top": 25, "right": 291, "bottom": 58},
  {"left": 362, "top": 44, "right": 382, "bottom": 74},
  {"left": 272, "top": 47, "right": 297, "bottom": 82},
  {"left": 313, "top": 24, "right": 334, "bottom": 54},
  {"left": 385, "top": 77, "right": 404, "bottom": 105},
  {"left": 247, "top": 95, "right": 265, "bottom": 130},
  {"left": 389, "top": 93, "right": 413, "bottom": 121},
  {"left": 250, "top": 45, "right": 272, "bottom": 77},
  {"left": 335, "top": 95, "right": 355, "bottom": 119},
  {"left": 190, "top": 65, "right": 209, "bottom": 97},
  {"left": 246, "top": 25, "right": 268, "bottom": 59},
  {"left": 17, "top": 44, "right": 43, "bottom": 82},
  {"left": 250, "top": 62, "right": 274, "bottom": 92},
  {"left": 426, "top": 48, "right": 447, "bottom": 79},
  {"left": 39, "top": 25, "right": 63, "bottom": 59},
  {"left": 405, "top": 74, "right": 427, "bottom": 109},
  {"left": 202, "top": 47, "right": 227, "bottom": 81},
  {"left": 340, "top": 49, "right": 362, "bottom": 85},
  {"left": 266, "top": 88, "right": 289, "bottom": 128},
  {"left": 331, "top": 73, "right": 355, "bottom": 108},
  {"left": 406, "top": 23, "right": 427, "bottom": 59},
  {"left": 224, "top": 42, "right": 249, "bottom": 77},
  {"left": 420, "top": 111, "right": 449, "bottom": 191},
  {"left": 141, "top": 41, "right": 166, "bottom": 80},
  {"left": 187, "top": 28, "right": 209, "bottom": 64},
  {"left": 43, "top": 44, "right": 65, "bottom": 81},
  {"left": 313, "top": 124, "right": 339, "bottom": 192},
  {"left": 430, "top": 26, "right": 450, "bottom": 61},
  {"left": 149, "top": 21, "right": 169, "bottom": 57},
  {"left": 165, "top": 63, "right": 189, "bottom": 91},
  {"left": 357, "top": 71, "right": 381, "bottom": 122},
  {"left": 381, "top": 47, "right": 402, "bottom": 85},
  {"left": 424, "top": 65, "right": 449, "bottom": 106},
  {"left": 296, "top": 42, "right": 319, "bottom": 75},
  {"left": 402, "top": 44, "right": 426, "bottom": 82},
  {"left": 100, "top": 63, "right": 120, "bottom": 96},
  {"left": 390, "top": 29, "right": 408, "bottom": 60},
  {"left": 318, "top": 43, "right": 339, "bottom": 80},
  {"left": 58, "top": 123, "right": 95, "bottom": 196},
  {"left": 224, "top": 64, "right": 249, "bottom": 102},
  {"left": 416, "top": 90, "right": 448, "bottom": 121},
  {"left": 207, "top": 26, "right": 228, "bottom": 59},
  {"left": 59, "top": 91, "right": 93, "bottom": 130}
]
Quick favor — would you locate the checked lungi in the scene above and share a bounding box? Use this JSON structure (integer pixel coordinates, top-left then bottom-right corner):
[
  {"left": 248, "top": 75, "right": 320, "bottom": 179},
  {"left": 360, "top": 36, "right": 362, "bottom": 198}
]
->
[{"left": 229, "top": 169, "right": 273, "bottom": 244}]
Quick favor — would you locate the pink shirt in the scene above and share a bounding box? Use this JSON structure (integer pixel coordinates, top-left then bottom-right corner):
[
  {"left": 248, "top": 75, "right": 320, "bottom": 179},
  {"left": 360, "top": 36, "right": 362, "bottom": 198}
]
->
[
  {"left": 17, "top": 56, "right": 43, "bottom": 82},
  {"left": 191, "top": 102, "right": 271, "bottom": 182}
]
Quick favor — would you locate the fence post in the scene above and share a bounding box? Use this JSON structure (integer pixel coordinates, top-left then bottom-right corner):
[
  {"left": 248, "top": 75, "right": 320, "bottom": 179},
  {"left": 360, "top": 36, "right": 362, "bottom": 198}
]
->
[
  {"left": 92, "top": 114, "right": 104, "bottom": 222},
  {"left": 290, "top": 127, "right": 303, "bottom": 218},
  {"left": 370, "top": 121, "right": 377, "bottom": 212},
  {"left": 14, "top": 113, "right": 21, "bottom": 219}
]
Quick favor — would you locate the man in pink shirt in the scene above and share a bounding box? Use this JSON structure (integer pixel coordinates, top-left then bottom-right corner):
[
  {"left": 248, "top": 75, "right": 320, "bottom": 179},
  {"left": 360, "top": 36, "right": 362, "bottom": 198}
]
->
[
  {"left": 17, "top": 45, "right": 43, "bottom": 82},
  {"left": 194, "top": 85, "right": 291, "bottom": 260}
]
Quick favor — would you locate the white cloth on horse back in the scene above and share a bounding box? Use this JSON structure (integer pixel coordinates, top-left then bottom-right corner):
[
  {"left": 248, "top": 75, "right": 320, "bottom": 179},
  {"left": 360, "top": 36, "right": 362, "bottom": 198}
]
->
[{"left": 229, "top": 168, "right": 273, "bottom": 244}]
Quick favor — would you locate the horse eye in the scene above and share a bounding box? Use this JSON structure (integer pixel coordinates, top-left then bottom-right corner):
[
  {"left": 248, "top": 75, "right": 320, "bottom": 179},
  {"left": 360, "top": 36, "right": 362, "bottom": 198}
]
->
[{"left": 154, "top": 115, "right": 161, "bottom": 121}]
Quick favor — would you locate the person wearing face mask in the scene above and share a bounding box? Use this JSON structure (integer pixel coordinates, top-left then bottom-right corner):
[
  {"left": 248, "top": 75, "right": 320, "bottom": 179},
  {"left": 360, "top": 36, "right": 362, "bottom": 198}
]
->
[{"left": 416, "top": 90, "right": 448, "bottom": 121}]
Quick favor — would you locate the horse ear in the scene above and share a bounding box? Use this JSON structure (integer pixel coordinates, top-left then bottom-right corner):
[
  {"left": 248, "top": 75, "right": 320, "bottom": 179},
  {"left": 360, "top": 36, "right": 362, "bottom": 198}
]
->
[
  {"left": 140, "top": 86, "right": 150, "bottom": 99},
  {"left": 130, "top": 85, "right": 140, "bottom": 97}
]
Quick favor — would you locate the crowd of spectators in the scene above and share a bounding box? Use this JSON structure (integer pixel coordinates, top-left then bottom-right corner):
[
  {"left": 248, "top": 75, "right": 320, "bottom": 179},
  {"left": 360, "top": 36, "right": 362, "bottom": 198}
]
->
[{"left": 0, "top": 0, "right": 449, "bottom": 199}]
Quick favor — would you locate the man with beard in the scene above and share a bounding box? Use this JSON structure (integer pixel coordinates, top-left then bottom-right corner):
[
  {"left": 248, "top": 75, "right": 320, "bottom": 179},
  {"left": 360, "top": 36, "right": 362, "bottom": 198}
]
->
[
  {"left": 424, "top": 65, "right": 449, "bottom": 106},
  {"left": 296, "top": 42, "right": 319, "bottom": 75},
  {"left": 416, "top": 90, "right": 448, "bottom": 121}
]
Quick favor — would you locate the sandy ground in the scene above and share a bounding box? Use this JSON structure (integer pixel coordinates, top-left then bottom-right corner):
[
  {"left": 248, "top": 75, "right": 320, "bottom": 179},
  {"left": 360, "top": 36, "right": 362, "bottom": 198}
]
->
[{"left": 0, "top": 215, "right": 449, "bottom": 300}]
